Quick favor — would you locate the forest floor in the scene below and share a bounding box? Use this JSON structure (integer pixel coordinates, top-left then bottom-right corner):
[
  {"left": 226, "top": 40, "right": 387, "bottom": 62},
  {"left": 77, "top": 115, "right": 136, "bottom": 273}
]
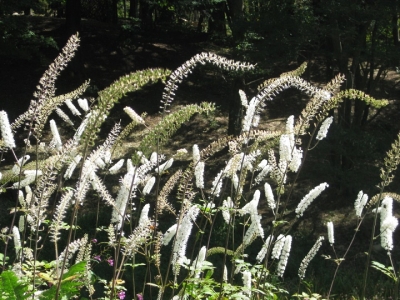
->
[{"left": 2, "top": 16, "right": 400, "bottom": 297}]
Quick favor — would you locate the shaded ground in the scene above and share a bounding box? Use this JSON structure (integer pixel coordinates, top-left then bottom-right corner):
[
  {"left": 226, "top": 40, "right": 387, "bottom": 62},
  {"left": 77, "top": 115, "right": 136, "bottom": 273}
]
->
[{"left": 0, "top": 16, "right": 224, "bottom": 118}]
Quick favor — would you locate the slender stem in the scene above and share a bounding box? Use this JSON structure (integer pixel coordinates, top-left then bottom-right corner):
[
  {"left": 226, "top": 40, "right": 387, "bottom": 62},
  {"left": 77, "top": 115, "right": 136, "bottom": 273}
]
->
[{"left": 362, "top": 195, "right": 383, "bottom": 299}]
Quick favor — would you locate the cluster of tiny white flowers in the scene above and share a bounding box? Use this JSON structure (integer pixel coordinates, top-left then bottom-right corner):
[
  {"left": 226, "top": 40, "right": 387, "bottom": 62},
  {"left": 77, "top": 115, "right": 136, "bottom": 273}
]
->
[
  {"left": 271, "top": 159, "right": 288, "bottom": 185},
  {"left": 279, "top": 134, "right": 292, "bottom": 163},
  {"left": 109, "top": 159, "right": 125, "bottom": 174},
  {"left": 12, "top": 226, "right": 21, "bottom": 259},
  {"left": 257, "top": 159, "right": 268, "bottom": 170},
  {"left": 195, "top": 161, "right": 205, "bottom": 189},
  {"left": 192, "top": 144, "right": 200, "bottom": 164},
  {"left": 55, "top": 107, "right": 74, "bottom": 126},
  {"left": 271, "top": 234, "right": 286, "bottom": 260},
  {"left": 321, "top": 90, "right": 332, "bottom": 101},
  {"left": 242, "top": 270, "right": 252, "bottom": 297},
  {"left": 277, "top": 235, "right": 292, "bottom": 277},
  {"left": 211, "top": 170, "right": 224, "bottom": 197},
  {"left": 149, "top": 152, "right": 159, "bottom": 163},
  {"left": 58, "top": 235, "right": 88, "bottom": 267},
  {"left": 65, "top": 99, "right": 81, "bottom": 116},
  {"left": 243, "top": 150, "right": 261, "bottom": 172},
  {"left": 379, "top": 197, "right": 398, "bottom": 251},
  {"left": 231, "top": 173, "right": 243, "bottom": 196},
  {"left": 224, "top": 153, "right": 244, "bottom": 177},
  {"left": 123, "top": 218, "right": 153, "bottom": 258},
  {"left": 12, "top": 155, "right": 30, "bottom": 175},
  {"left": 124, "top": 106, "right": 145, "bottom": 124},
  {"left": 64, "top": 155, "right": 82, "bottom": 179},
  {"left": 288, "top": 147, "right": 303, "bottom": 172},
  {"left": 162, "top": 224, "right": 177, "bottom": 246},
  {"left": 50, "top": 119, "right": 63, "bottom": 150},
  {"left": 264, "top": 182, "right": 276, "bottom": 212},
  {"left": 327, "top": 221, "right": 334, "bottom": 245},
  {"left": 223, "top": 265, "right": 228, "bottom": 282},
  {"left": 12, "top": 167, "right": 41, "bottom": 189},
  {"left": 23, "top": 170, "right": 43, "bottom": 177},
  {"left": 316, "top": 116, "right": 333, "bottom": 140},
  {"left": 295, "top": 182, "right": 329, "bottom": 217},
  {"left": 298, "top": 236, "right": 324, "bottom": 279},
  {"left": 354, "top": 191, "right": 369, "bottom": 218},
  {"left": 138, "top": 204, "right": 150, "bottom": 226},
  {"left": 94, "top": 157, "right": 106, "bottom": 169},
  {"left": 190, "top": 246, "right": 206, "bottom": 278},
  {"left": 222, "top": 197, "right": 234, "bottom": 224},
  {"left": 278, "top": 116, "right": 303, "bottom": 173},
  {"left": 77, "top": 98, "right": 89, "bottom": 112},
  {"left": 239, "top": 89, "right": 248, "bottom": 108},
  {"left": 142, "top": 177, "right": 156, "bottom": 195},
  {"left": 254, "top": 160, "right": 272, "bottom": 184},
  {"left": 0, "top": 110, "right": 16, "bottom": 148},
  {"left": 174, "top": 148, "right": 188, "bottom": 158},
  {"left": 242, "top": 98, "right": 260, "bottom": 132},
  {"left": 73, "top": 112, "right": 90, "bottom": 144},
  {"left": 286, "top": 115, "right": 295, "bottom": 144},
  {"left": 156, "top": 158, "right": 173, "bottom": 174},
  {"left": 161, "top": 52, "right": 254, "bottom": 111},
  {"left": 241, "top": 190, "right": 260, "bottom": 216},
  {"left": 243, "top": 214, "right": 264, "bottom": 246},
  {"left": 111, "top": 161, "right": 137, "bottom": 229},
  {"left": 256, "top": 235, "right": 274, "bottom": 263},
  {"left": 172, "top": 205, "right": 200, "bottom": 274}
]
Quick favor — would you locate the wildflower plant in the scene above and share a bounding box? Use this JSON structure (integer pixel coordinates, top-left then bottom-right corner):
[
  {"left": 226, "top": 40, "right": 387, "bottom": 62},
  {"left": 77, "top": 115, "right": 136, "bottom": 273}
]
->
[{"left": 0, "top": 33, "right": 399, "bottom": 300}]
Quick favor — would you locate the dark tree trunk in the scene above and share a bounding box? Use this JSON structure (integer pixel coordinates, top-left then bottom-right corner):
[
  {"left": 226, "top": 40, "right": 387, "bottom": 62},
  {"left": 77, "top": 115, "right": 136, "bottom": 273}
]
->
[
  {"left": 140, "top": 0, "right": 153, "bottom": 29},
  {"left": 111, "top": 0, "right": 118, "bottom": 24},
  {"left": 226, "top": 0, "right": 244, "bottom": 40},
  {"left": 123, "top": 0, "right": 126, "bottom": 18},
  {"left": 65, "top": 0, "right": 83, "bottom": 82},
  {"left": 65, "top": 0, "right": 81, "bottom": 36},
  {"left": 197, "top": 13, "right": 204, "bottom": 32},
  {"left": 57, "top": 8, "right": 64, "bottom": 18},
  {"left": 228, "top": 78, "right": 245, "bottom": 136},
  {"left": 129, "top": 0, "right": 139, "bottom": 17},
  {"left": 208, "top": 2, "right": 226, "bottom": 35}
]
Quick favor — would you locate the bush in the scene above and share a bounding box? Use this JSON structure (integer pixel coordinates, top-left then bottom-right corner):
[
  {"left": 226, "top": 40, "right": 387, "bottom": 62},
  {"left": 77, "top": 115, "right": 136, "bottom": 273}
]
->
[{"left": 0, "top": 16, "right": 57, "bottom": 64}]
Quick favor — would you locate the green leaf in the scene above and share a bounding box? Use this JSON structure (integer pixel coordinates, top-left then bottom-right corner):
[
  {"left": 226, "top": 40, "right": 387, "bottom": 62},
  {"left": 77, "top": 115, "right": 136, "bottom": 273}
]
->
[
  {"left": 371, "top": 260, "right": 397, "bottom": 281},
  {"left": 39, "top": 261, "right": 87, "bottom": 300},
  {"left": 0, "top": 270, "right": 29, "bottom": 300}
]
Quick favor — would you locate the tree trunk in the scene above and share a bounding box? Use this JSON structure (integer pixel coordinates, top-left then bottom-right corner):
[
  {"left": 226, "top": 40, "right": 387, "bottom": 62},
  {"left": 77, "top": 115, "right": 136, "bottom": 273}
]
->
[
  {"left": 65, "top": 0, "right": 83, "bottom": 82},
  {"left": 197, "top": 13, "right": 204, "bottom": 32},
  {"left": 140, "top": 0, "right": 153, "bottom": 30},
  {"left": 123, "top": 0, "right": 126, "bottom": 18},
  {"left": 226, "top": 0, "right": 244, "bottom": 40},
  {"left": 208, "top": 2, "right": 226, "bottom": 35},
  {"left": 228, "top": 78, "right": 245, "bottom": 136},
  {"left": 65, "top": 0, "right": 81, "bottom": 36},
  {"left": 111, "top": 0, "right": 118, "bottom": 24},
  {"left": 129, "top": 0, "right": 139, "bottom": 18},
  {"left": 392, "top": 8, "right": 399, "bottom": 67}
]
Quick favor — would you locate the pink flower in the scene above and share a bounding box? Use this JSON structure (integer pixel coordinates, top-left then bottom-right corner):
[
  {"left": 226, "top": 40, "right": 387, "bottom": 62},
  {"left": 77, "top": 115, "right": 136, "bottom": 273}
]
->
[
  {"left": 94, "top": 255, "right": 101, "bottom": 261},
  {"left": 107, "top": 258, "right": 114, "bottom": 266},
  {"left": 118, "top": 291, "right": 126, "bottom": 300}
]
